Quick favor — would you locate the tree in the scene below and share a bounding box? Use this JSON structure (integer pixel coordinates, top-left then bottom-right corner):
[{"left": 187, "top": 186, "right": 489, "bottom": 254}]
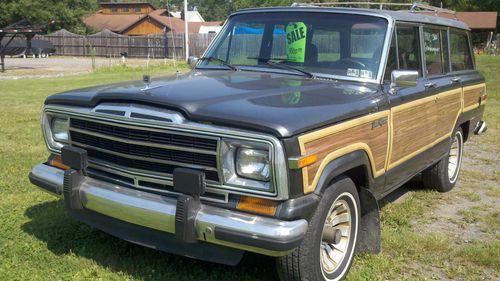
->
[
  {"left": 0, "top": 0, "right": 99, "bottom": 34},
  {"left": 1, "top": 0, "right": 498, "bottom": 34}
]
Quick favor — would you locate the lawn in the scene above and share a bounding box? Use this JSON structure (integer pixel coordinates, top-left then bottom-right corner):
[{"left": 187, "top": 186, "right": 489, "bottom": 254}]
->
[{"left": 0, "top": 57, "right": 498, "bottom": 281}]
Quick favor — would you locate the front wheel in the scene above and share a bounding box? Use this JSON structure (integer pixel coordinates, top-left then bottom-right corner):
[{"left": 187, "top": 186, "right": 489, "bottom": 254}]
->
[
  {"left": 422, "top": 128, "right": 464, "bottom": 192},
  {"left": 277, "top": 176, "right": 360, "bottom": 281}
]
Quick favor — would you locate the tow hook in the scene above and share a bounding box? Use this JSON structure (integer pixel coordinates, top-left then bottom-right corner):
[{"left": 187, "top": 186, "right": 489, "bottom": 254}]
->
[{"left": 474, "top": 120, "right": 487, "bottom": 135}]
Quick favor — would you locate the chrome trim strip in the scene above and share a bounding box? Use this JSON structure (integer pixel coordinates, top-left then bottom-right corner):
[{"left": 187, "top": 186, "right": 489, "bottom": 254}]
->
[
  {"left": 87, "top": 159, "right": 220, "bottom": 185},
  {"left": 43, "top": 104, "right": 289, "bottom": 200},
  {"left": 69, "top": 127, "right": 218, "bottom": 155},
  {"left": 29, "top": 163, "right": 306, "bottom": 256},
  {"left": 87, "top": 163, "right": 229, "bottom": 203},
  {"left": 71, "top": 140, "right": 219, "bottom": 172}
]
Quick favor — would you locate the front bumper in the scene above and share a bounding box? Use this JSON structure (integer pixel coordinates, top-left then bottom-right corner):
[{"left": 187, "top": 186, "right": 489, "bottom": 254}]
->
[{"left": 29, "top": 163, "right": 308, "bottom": 259}]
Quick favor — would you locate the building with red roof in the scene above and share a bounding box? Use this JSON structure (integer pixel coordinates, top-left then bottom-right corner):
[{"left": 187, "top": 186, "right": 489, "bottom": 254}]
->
[{"left": 83, "top": 2, "right": 222, "bottom": 36}]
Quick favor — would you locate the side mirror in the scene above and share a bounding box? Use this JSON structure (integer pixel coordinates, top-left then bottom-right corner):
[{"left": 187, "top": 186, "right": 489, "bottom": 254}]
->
[
  {"left": 389, "top": 70, "right": 418, "bottom": 95},
  {"left": 187, "top": 56, "right": 199, "bottom": 69}
]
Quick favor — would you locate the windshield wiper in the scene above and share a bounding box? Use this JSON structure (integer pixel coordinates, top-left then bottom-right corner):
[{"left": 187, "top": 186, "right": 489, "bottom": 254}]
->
[
  {"left": 249, "top": 57, "right": 315, "bottom": 79},
  {"left": 199, "top": 56, "right": 238, "bottom": 71}
]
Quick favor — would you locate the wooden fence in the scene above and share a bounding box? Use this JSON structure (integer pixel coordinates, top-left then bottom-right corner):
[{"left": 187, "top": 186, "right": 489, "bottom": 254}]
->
[
  {"left": 1, "top": 29, "right": 386, "bottom": 59},
  {"left": 1, "top": 29, "right": 217, "bottom": 58}
]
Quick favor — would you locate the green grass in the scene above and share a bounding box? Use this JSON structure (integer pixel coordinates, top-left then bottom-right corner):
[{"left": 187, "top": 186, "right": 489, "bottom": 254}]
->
[{"left": 0, "top": 56, "right": 499, "bottom": 280}]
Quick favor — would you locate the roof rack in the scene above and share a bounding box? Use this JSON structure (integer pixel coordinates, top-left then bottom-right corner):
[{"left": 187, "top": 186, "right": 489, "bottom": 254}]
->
[{"left": 291, "top": 2, "right": 456, "bottom": 16}]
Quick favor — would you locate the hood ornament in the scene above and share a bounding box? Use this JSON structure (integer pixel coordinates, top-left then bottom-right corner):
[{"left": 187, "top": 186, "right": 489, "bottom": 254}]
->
[
  {"left": 141, "top": 75, "right": 161, "bottom": 92},
  {"left": 141, "top": 75, "right": 151, "bottom": 91}
]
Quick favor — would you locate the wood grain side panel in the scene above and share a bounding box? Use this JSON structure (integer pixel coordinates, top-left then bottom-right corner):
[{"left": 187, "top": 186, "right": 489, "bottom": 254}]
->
[
  {"left": 305, "top": 123, "right": 388, "bottom": 183},
  {"left": 299, "top": 111, "right": 389, "bottom": 193},
  {"left": 435, "top": 91, "right": 462, "bottom": 138},
  {"left": 390, "top": 97, "right": 438, "bottom": 164},
  {"left": 463, "top": 84, "right": 485, "bottom": 111},
  {"left": 388, "top": 89, "right": 462, "bottom": 169}
]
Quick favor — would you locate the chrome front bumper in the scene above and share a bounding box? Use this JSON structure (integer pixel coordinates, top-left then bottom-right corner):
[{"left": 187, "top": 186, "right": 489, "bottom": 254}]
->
[{"left": 29, "top": 164, "right": 308, "bottom": 257}]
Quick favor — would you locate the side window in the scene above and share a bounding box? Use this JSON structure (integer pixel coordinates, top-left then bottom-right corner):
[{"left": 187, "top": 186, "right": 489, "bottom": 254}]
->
[
  {"left": 423, "top": 28, "right": 447, "bottom": 76},
  {"left": 396, "top": 26, "right": 422, "bottom": 76},
  {"left": 441, "top": 30, "right": 450, "bottom": 73},
  {"left": 450, "top": 31, "right": 473, "bottom": 71}
]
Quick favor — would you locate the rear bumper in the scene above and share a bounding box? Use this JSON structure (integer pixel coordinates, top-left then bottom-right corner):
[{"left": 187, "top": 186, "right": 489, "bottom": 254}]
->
[{"left": 29, "top": 163, "right": 307, "bottom": 258}]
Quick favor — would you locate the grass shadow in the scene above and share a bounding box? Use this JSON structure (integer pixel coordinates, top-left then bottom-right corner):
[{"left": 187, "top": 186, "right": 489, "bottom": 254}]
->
[
  {"left": 378, "top": 174, "right": 424, "bottom": 208},
  {"left": 22, "top": 200, "right": 278, "bottom": 281}
]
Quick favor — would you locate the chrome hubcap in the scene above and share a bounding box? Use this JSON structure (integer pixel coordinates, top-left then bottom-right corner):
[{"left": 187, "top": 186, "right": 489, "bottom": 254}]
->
[
  {"left": 448, "top": 132, "right": 462, "bottom": 182},
  {"left": 320, "top": 199, "right": 351, "bottom": 274}
]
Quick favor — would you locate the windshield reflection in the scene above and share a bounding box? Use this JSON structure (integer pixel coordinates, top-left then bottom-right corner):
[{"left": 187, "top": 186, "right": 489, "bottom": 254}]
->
[{"left": 199, "top": 12, "right": 388, "bottom": 81}]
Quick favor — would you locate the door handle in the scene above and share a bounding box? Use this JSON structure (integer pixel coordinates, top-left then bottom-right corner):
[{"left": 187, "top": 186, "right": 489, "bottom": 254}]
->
[
  {"left": 451, "top": 77, "right": 461, "bottom": 83},
  {"left": 424, "top": 82, "right": 436, "bottom": 88}
]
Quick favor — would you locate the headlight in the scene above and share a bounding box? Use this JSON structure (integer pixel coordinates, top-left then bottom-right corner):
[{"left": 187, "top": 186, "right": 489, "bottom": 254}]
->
[
  {"left": 221, "top": 139, "right": 273, "bottom": 193},
  {"left": 42, "top": 112, "right": 69, "bottom": 151},
  {"left": 236, "top": 148, "right": 270, "bottom": 181},
  {"left": 51, "top": 118, "right": 69, "bottom": 143}
]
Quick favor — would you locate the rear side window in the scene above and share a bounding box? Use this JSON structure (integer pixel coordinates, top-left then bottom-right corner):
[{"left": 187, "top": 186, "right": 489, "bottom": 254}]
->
[
  {"left": 450, "top": 31, "right": 473, "bottom": 71},
  {"left": 423, "top": 28, "right": 449, "bottom": 76}
]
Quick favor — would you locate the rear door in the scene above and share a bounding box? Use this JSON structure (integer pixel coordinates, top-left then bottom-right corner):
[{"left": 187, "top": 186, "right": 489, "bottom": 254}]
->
[
  {"left": 421, "top": 26, "right": 462, "bottom": 158},
  {"left": 449, "top": 29, "right": 486, "bottom": 114}
]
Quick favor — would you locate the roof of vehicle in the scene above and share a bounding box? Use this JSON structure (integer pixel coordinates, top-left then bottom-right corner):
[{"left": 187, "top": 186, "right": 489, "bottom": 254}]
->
[{"left": 231, "top": 7, "right": 470, "bottom": 30}]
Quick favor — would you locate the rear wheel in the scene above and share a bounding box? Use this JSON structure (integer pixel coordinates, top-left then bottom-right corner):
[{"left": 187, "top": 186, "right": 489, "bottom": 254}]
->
[
  {"left": 422, "top": 128, "right": 464, "bottom": 192},
  {"left": 277, "top": 176, "right": 360, "bottom": 281}
]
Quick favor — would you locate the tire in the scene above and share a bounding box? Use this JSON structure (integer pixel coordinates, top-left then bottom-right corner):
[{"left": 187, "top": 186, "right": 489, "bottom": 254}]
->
[
  {"left": 422, "top": 128, "right": 464, "bottom": 192},
  {"left": 277, "top": 176, "right": 360, "bottom": 281}
]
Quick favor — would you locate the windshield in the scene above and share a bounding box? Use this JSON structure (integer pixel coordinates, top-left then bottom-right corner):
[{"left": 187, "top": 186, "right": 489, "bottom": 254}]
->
[{"left": 199, "top": 12, "right": 389, "bottom": 81}]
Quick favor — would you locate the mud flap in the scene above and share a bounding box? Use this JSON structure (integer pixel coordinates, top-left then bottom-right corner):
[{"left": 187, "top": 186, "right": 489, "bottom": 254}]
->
[{"left": 356, "top": 188, "right": 381, "bottom": 254}]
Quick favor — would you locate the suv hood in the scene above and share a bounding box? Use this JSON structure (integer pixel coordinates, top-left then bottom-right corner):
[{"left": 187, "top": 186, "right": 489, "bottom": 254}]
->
[{"left": 45, "top": 70, "right": 380, "bottom": 137}]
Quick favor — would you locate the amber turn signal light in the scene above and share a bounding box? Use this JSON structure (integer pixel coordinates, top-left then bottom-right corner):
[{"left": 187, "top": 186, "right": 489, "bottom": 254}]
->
[
  {"left": 49, "top": 155, "right": 70, "bottom": 170},
  {"left": 236, "top": 196, "right": 279, "bottom": 216},
  {"left": 289, "top": 154, "right": 318, "bottom": 169}
]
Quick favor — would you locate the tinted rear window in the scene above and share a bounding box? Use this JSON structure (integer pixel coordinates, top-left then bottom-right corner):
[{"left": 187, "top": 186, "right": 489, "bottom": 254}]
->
[{"left": 450, "top": 31, "right": 473, "bottom": 71}]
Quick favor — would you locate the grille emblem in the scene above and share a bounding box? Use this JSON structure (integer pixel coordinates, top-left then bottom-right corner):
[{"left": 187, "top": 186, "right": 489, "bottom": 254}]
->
[{"left": 92, "top": 103, "right": 186, "bottom": 124}]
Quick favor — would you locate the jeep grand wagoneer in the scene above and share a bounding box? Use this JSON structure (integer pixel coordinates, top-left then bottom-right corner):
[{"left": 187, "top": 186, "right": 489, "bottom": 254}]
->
[{"left": 29, "top": 3, "right": 487, "bottom": 280}]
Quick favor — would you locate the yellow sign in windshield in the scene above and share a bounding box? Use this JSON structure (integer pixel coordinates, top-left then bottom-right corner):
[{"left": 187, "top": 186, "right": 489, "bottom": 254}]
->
[{"left": 286, "top": 22, "right": 307, "bottom": 63}]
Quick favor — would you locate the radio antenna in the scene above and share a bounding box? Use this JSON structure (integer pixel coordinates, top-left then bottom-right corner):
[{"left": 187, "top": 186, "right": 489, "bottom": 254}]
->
[{"left": 166, "top": 0, "right": 180, "bottom": 74}]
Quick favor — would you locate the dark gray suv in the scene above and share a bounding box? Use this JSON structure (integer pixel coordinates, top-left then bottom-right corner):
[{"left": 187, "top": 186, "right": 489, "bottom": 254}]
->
[{"left": 29, "top": 3, "right": 487, "bottom": 280}]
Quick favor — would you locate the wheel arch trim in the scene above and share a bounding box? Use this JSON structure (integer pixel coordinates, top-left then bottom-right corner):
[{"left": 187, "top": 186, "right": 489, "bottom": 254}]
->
[{"left": 313, "top": 150, "right": 374, "bottom": 195}]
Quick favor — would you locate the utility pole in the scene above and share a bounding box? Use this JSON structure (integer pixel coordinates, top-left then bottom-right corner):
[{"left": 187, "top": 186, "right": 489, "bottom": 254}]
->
[{"left": 184, "top": 0, "right": 189, "bottom": 61}]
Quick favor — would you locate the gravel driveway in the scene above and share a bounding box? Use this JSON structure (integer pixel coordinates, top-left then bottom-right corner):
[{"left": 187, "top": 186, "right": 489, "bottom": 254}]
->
[{"left": 0, "top": 56, "right": 171, "bottom": 79}]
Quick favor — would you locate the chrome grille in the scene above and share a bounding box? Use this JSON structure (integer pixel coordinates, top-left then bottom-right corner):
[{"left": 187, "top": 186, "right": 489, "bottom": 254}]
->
[
  {"left": 70, "top": 118, "right": 218, "bottom": 151},
  {"left": 68, "top": 117, "right": 221, "bottom": 183}
]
